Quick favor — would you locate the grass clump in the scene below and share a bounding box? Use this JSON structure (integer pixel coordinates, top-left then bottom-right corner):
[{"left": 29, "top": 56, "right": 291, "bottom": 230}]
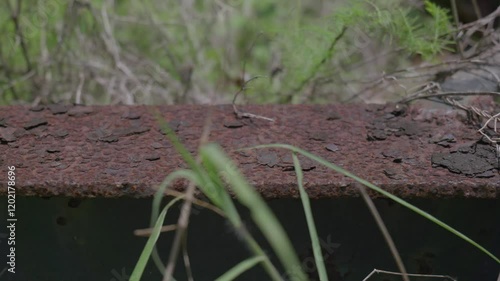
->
[{"left": 129, "top": 119, "right": 499, "bottom": 281}]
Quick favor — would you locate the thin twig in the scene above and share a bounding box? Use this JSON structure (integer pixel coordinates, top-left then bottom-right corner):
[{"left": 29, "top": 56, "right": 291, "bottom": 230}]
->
[
  {"left": 231, "top": 33, "right": 275, "bottom": 122},
  {"left": 161, "top": 167, "right": 197, "bottom": 281},
  {"left": 471, "top": 0, "right": 482, "bottom": 20},
  {"left": 232, "top": 76, "right": 274, "bottom": 122},
  {"left": 0, "top": 70, "right": 35, "bottom": 97},
  {"left": 363, "top": 268, "right": 457, "bottom": 281},
  {"left": 133, "top": 191, "right": 225, "bottom": 237},
  {"left": 157, "top": 189, "right": 225, "bottom": 217},
  {"left": 182, "top": 233, "right": 194, "bottom": 281},
  {"left": 6, "top": 0, "right": 32, "bottom": 72},
  {"left": 400, "top": 89, "right": 500, "bottom": 104},
  {"left": 134, "top": 224, "right": 177, "bottom": 237},
  {"left": 478, "top": 113, "right": 500, "bottom": 172},
  {"left": 75, "top": 72, "right": 85, "bottom": 104},
  {"left": 458, "top": 5, "right": 500, "bottom": 31},
  {"left": 162, "top": 112, "right": 213, "bottom": 281},
  {"left": 455, "top": 5, "right": 500, "bottom": 58},
  {"left": 292, "top": 26, "right": 347, "bottom": 94}
]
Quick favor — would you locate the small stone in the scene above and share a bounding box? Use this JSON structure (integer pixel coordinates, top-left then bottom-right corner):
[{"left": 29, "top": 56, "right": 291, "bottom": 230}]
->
[{"left": 325, "top": 144, "right": 339, "bottom": 152}]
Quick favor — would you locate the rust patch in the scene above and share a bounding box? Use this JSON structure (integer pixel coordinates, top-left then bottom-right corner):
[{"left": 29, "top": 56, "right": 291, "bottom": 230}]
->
[{"left": 0, "top": 103, "right": 498, "bottom": 199}]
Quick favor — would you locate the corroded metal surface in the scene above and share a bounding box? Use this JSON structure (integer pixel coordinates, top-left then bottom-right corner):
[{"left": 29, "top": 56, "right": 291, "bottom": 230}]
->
[{"left": 0, "top": 104, "right": 498, "bottom": 198}]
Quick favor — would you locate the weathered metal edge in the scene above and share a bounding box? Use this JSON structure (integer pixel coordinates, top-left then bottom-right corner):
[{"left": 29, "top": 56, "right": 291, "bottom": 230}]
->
[{"left": 0, "top": 104, "right": 498, "bottom": 199}]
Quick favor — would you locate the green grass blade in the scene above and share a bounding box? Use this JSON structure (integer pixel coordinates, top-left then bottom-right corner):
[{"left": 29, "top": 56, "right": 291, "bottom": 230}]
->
[
  {"left": 215, "top": 256, "right": 266, "bottom": 281},
  {"left": 153, "top": 110, "right": 200, "bottom": 173},
  {"left": 154, "top": 110, "right": 235, "bottom": 212},
  {"left": 131, "top": 196, "right": 184, "bottom": 281},
  {"left": 292, "top": 153, "right": 328, "bottom": 281},
  {"left": 201, "top": 143, "right": 308, "bottom": 281},
  {"left": 248, "top": 144, "right": 500, "bottom": 264},
  {"left": 200, "top": 150, "right": 243, "bottom": 227},
  {"left": 200, "top": 143, "right": 285, "bottom": 281},
  {"left": 151, "top": 169, "right": 199, "bottom": 225}
]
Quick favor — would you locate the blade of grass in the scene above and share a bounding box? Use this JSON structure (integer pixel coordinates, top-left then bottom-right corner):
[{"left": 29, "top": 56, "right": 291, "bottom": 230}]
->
[
  {"left": 200, "top": 152, "right": 243, "bottom": 227},
  {"left": 215, "top": 256, "right": 266, "bottom": 281},
  {"left": 201, "top": 143, "right": 308, "bottom": 281},
  {"left": 356, "top": 182, "right": 409, "bottom": 281},
  {"left": 131, "top": 196, "right": 184, "bottom": 281},
  {"left": 152, "top": 169, "right": 199, "bottom": 225},
  {"left": 247, "top": 144, "right": 500, "bottom": 264},
  {"left": 153, "top": 110, "right": 200, "bottom": 173},
  {"left": 200, "top": 144, "right": 285, "bottom": 281},
  {"left": 153, "top": 109, "right": 230, "bottom": 213},
  {"left": 292, "top": 153, "right": 328, "bottom": 281},
  {"left": 202, "top": 161, "right": 285, "bottom": 281}
]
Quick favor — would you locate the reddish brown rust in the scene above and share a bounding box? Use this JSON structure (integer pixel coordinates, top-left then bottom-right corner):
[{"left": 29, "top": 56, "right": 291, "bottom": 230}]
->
[{"left": 0, "top": 103, "right": 498, "bottom": 199}]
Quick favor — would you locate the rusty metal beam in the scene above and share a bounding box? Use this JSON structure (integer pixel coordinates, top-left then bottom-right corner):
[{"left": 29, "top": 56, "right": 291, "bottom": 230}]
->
[{"left": 0, "top": 104, "right": 498, "bottom": 199}]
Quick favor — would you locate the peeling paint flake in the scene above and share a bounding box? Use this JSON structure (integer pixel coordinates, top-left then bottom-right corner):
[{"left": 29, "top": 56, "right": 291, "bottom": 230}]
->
[
  {"left": 257, "top": 150, "right": 279, "bottom": 168},
  {"left": 0, "top": 128, "right": 17, "bottom": 142},
  {"left": 431, "top": 143, "right": 496, "bottom": 177},
  {"left": 48, "top": 104, "right": 71, "bottom": 115},
  {"left": 24, "top": 118, "right": 48, "bottom": 130}
]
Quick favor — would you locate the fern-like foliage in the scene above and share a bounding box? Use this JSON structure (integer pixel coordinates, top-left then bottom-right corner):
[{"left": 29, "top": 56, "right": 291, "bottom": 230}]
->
[{"left": 275, "top": 0, "right": 454, "bottom": 101}]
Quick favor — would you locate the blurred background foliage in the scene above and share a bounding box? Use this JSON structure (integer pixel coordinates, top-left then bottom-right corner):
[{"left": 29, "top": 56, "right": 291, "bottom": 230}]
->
[{"left": 0, "top": 0, "right": 487, "bottom": 105}]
